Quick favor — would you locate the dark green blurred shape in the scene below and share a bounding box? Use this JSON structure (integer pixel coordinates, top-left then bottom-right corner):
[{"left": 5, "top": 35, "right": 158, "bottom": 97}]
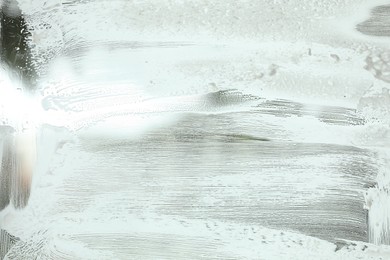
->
[{"left": 1, "top": 0, "right": 36, "bottom": 89}]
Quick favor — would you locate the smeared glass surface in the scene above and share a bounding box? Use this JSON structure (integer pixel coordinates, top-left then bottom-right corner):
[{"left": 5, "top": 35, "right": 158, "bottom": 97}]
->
[{"left": 1, "top": 0, "right": 390, "bottom": 259}]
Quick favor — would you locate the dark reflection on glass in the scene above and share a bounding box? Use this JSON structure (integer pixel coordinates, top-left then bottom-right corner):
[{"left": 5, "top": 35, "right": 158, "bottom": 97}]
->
[{"left": 1, "top": 0, "right": 36, "bottom": 89}]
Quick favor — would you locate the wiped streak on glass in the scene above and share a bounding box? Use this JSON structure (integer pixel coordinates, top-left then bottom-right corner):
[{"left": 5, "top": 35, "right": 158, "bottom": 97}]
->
[{"left": 1, "top": 0, "right": 390, "bottom": 258}]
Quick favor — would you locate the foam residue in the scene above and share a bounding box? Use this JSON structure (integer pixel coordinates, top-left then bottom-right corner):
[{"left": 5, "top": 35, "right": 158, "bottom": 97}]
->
[{"left": 2, "top": 0, "right": 390, "bottom": 259}]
